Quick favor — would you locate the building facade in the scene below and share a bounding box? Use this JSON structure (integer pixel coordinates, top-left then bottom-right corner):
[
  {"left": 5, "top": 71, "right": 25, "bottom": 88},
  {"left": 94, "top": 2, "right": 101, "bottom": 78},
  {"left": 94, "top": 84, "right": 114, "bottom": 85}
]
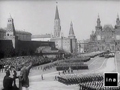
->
[
  {"left": 86, "top": 15, "right": 120, "bottom": 52},
  {"left": 50, "top": 5, "right": 78, "bottom": 54},
  {"left": 77, "top": 40, "right": 85, "bottom": 53},
  {"left": 31, "top": 34, "right": 51, "bottom": 41}
]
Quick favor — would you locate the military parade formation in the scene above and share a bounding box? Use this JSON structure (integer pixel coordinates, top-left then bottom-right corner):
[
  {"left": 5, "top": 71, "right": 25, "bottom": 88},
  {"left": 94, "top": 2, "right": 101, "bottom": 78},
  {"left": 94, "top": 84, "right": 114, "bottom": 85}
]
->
[
  {"left": 56, "top": 59, "right": 88, "bottom": 71},
  {"left": 56, "top": 51, "right": 120, "bottom": 90},
  {"left": 57, "top": 73, "right": 103, "bottom": 85},
  {"left": 79, "top": 81, "right": 120, "bottom": 90},
  {"left": 57, "top": 71, "right": 120, "bottom": 90},
  {"left": 0, "top": 50, "right": 119, "bottom": 90}
]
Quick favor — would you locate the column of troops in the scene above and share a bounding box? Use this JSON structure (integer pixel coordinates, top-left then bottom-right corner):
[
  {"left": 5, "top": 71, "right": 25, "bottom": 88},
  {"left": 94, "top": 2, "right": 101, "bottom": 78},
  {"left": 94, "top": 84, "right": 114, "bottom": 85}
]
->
[
  {"left": 79, "top": 81, "right": 120, "bottom": 90},
  {"left": 56, "top": 56, "right": 91, "bottom": 71},
  {"left": 56, "top": 63, "right": 88, "bottom": 71},
  {"left": 57, "top": 73, "right": 103, "bottom": 85},
  {"left": 57, "top": 73, "right": 120, "bottom": 90}
]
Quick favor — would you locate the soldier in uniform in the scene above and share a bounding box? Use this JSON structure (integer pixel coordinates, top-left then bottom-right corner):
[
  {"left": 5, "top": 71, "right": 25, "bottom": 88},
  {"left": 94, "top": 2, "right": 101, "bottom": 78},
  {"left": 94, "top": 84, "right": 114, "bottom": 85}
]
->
[
  {"left": 19, "top": 62, "right": 32, "bottom": 90},
  {"left": 3, "top": 70, "right": 13, "bottom": 90}
]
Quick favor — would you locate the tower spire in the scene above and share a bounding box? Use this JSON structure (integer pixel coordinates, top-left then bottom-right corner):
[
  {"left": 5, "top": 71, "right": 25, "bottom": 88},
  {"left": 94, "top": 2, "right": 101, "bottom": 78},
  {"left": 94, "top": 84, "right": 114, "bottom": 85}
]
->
[
  {"left": 7, "top": 15, "right": 16, "bottom": 36},
  {"left": 95, "top": 14, "right": 102, "bottom": 30},
  {"left": 115, "top": 13, "right": 120, "bottom": 28},
  {"left": 55, "top": 2, "right": 59, "bottom": 19},
  {"left": 97, "top": 14, "right": 101, "bottom": 24},
  {"left": 54, "top": 2, "right": 61, "bottom": 38},
  {"left": 69, "top": 21, "right": 75, "bottom": 38}
]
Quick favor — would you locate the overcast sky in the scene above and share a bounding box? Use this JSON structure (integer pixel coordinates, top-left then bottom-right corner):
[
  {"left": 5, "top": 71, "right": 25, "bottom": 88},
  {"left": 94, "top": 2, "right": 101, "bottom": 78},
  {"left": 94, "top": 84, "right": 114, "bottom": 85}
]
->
[{"left": 0, "top": 0, "right": 120, "bottom": 40}]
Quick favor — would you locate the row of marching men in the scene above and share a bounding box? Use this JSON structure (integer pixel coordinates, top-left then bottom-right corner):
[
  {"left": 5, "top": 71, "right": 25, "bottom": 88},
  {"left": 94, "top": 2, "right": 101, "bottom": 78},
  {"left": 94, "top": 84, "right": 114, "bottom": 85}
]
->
[
  {"left": 57, "top": 73, "right": 103, "bottom": 85},
  {"left": 79, "top": 81, "right": 120, "bottom": 90}
]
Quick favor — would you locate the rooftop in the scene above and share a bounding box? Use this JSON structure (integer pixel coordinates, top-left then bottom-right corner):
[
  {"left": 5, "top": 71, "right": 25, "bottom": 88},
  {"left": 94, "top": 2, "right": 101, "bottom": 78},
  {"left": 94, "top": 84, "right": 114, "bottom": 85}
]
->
[
  {"left": 0, "top": 28, "right": 32, "bottom": 35},
  {"left": 103, "top": 24, "right": 114, "bottom": 31}
]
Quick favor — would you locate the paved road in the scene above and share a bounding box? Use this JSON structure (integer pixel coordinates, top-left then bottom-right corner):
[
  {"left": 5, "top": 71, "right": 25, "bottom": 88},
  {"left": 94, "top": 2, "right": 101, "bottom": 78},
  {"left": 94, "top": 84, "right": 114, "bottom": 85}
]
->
[
  {"left": 73, "top": 56, "right": 109, "bottom": 74},
  {"left": 29, "top": 56, "right": 116, "bottom": 90}
]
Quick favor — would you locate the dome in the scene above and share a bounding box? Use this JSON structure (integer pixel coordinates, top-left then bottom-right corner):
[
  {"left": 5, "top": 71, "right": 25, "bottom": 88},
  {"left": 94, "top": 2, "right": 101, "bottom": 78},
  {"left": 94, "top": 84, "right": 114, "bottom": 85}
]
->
[{"left": 103, "top": 24, "right": 114, "bottom": 31}]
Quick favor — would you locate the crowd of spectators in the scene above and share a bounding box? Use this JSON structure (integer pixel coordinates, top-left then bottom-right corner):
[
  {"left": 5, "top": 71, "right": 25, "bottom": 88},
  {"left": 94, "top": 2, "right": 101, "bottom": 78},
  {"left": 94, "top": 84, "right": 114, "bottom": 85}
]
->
[
  {"left": 0, "top": 55, "right": 55, "bottom": 71},
  {"left": 0, "top": 51, "right": 105, "bottom": 72}
]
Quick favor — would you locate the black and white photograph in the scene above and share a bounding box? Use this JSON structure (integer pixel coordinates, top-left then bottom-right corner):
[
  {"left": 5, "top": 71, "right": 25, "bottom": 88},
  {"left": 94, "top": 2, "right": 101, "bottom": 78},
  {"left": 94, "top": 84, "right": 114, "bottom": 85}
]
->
[{"left": 0, "top": 0, "right": 120, "bottom": 90}]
